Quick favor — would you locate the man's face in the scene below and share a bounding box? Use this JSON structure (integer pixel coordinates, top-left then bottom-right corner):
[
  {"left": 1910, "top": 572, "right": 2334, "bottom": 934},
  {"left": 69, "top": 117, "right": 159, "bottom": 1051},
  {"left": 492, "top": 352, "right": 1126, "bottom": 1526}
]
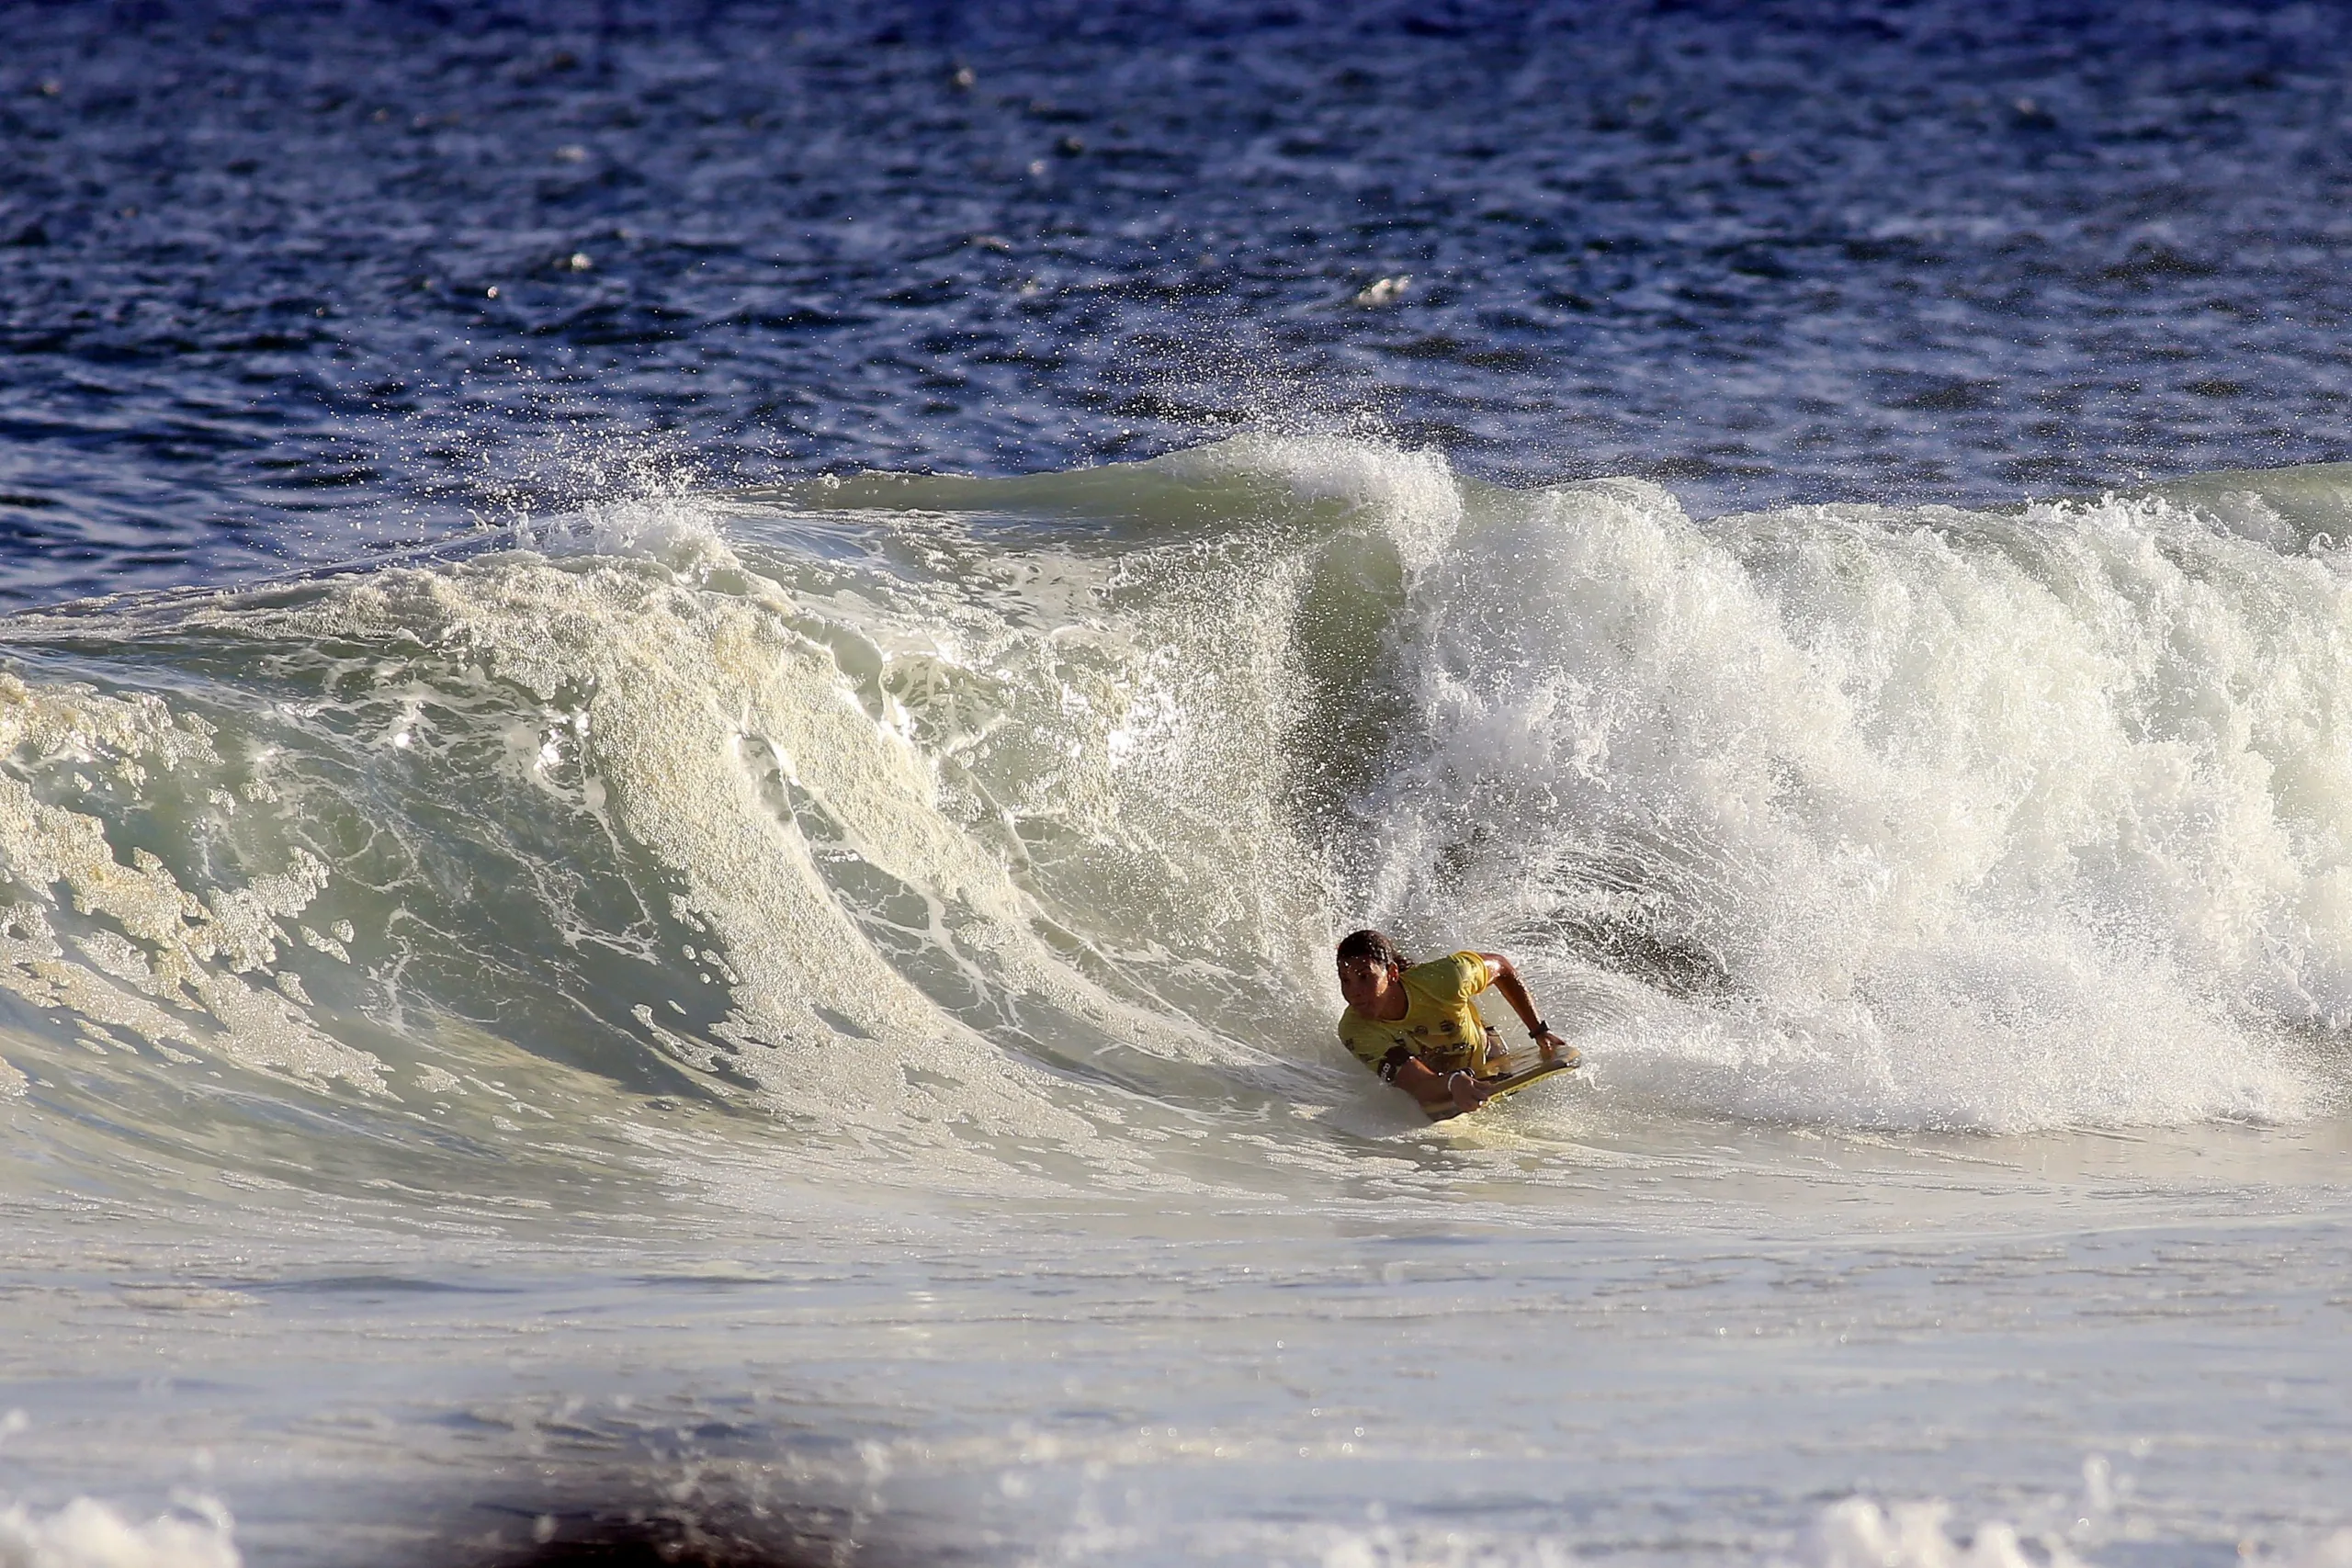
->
[{"left": 1336, "top": 953, "right": 1396, "bottom": 1012}]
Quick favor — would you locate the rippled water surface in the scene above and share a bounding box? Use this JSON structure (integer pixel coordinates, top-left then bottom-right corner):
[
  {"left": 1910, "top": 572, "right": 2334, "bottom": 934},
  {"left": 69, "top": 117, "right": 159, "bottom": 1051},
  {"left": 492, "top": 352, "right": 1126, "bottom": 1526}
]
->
[{"left": 8, "top": 0, "right": 2352, "bottom": 597}]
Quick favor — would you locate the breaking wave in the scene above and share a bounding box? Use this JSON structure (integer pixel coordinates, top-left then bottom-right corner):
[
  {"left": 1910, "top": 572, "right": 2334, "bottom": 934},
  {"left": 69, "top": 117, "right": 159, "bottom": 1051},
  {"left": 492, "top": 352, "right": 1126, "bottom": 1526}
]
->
[{"left": 3, "top": 436, "right": 2348, "bottom": 1213}]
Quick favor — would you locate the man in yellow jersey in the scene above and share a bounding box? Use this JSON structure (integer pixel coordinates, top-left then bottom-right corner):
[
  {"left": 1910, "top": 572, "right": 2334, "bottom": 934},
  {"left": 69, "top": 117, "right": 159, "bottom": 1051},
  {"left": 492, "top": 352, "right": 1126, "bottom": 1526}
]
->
[{"left": 1334, "top": 929, "right": 1577, "bottom": 1115}]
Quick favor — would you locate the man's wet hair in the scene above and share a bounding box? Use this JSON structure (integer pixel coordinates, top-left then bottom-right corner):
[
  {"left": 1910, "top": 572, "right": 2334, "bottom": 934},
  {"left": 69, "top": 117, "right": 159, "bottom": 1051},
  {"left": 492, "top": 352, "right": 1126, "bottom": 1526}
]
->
[{"left": 1336, "top": 929, "right": 1409, "bottom": 968}]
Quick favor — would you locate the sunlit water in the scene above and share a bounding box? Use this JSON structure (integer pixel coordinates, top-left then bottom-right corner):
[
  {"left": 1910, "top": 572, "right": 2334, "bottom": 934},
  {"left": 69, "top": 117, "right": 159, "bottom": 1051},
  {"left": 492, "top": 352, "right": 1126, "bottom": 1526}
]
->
[{"left": 5, "top": 5, "right": 2352, "bottom": 1567}]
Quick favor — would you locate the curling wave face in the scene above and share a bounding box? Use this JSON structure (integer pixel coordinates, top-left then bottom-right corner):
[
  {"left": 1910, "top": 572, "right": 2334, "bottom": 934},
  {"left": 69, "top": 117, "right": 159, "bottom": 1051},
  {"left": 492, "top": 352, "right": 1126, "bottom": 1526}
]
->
[{"left": 1, "top": 436, "right": 2347, "bottom": 1214}]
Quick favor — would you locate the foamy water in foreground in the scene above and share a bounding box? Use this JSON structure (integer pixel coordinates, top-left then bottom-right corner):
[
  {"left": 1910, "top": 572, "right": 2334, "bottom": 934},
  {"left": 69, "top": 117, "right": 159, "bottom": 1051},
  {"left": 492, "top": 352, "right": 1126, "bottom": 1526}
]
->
[{"left": 3, "top": 437, "right": 2349, "bottom": 1564}]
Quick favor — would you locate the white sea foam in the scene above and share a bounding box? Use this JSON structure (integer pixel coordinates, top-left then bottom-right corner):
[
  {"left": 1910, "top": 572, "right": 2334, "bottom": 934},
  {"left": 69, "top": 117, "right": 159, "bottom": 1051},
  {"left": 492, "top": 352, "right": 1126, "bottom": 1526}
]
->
[
  {"left": 1360, "top": 463, "right": 2344, "bottom": 1129},
  {"left": 0, "top": 1496, "right": 238, "bottom": 1568},
  {"left": 0, "top": 672, "right": 384, "bottom": 1093},
  {"left": 1804, "top": 1500, "right": 2083, "bottom": 1568}
]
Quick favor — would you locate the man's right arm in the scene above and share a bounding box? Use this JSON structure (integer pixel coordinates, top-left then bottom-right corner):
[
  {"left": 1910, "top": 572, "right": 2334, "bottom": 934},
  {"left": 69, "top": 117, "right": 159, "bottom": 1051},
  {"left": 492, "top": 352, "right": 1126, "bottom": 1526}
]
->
[{"left": 1391, "top": 1055, "right": 1487, "bottom": 1114}]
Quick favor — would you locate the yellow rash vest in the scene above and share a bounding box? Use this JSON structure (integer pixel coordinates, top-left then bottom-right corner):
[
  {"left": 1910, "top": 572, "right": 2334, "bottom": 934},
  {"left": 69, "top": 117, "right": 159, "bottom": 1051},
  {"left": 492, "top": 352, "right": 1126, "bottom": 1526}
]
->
[{"left": 1336, "top": 951, "right": 1501, "bottom": 1077}]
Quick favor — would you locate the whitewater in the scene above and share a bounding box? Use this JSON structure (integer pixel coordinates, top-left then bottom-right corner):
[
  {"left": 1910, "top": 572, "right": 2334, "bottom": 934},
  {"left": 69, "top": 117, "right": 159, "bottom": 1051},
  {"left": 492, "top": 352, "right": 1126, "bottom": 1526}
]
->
[{"left": 3, "top": 434, "right": 2349, "bottom": 1565}]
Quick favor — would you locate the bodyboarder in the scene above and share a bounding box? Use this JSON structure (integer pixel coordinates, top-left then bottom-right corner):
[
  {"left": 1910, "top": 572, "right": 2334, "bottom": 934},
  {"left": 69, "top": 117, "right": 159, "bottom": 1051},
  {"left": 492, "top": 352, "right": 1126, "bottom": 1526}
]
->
[{"left": 1334, "top": 928, "right": 1577, "bottom": 1116}]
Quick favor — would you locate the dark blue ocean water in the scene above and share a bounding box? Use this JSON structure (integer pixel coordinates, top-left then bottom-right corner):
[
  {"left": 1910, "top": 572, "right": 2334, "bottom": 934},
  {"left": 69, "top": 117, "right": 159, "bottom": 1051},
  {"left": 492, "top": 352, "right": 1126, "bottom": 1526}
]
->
[{"left": 4, "top": 0, "right": 2349, "bottom": 601}]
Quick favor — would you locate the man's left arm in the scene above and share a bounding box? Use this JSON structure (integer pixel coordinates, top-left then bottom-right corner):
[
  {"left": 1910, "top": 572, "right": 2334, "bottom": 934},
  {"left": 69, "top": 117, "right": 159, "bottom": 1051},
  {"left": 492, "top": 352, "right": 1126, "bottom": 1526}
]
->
[{"left": 1476, "top": 953, "right": 1567, "bottom": 1063}]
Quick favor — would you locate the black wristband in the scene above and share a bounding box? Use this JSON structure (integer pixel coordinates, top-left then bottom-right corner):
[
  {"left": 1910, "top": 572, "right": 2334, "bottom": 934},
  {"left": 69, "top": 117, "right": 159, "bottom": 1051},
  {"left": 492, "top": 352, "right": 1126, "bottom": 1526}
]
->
[{"left": 1528, "top": 1020, "right": 1549, "bottom": 1037}]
